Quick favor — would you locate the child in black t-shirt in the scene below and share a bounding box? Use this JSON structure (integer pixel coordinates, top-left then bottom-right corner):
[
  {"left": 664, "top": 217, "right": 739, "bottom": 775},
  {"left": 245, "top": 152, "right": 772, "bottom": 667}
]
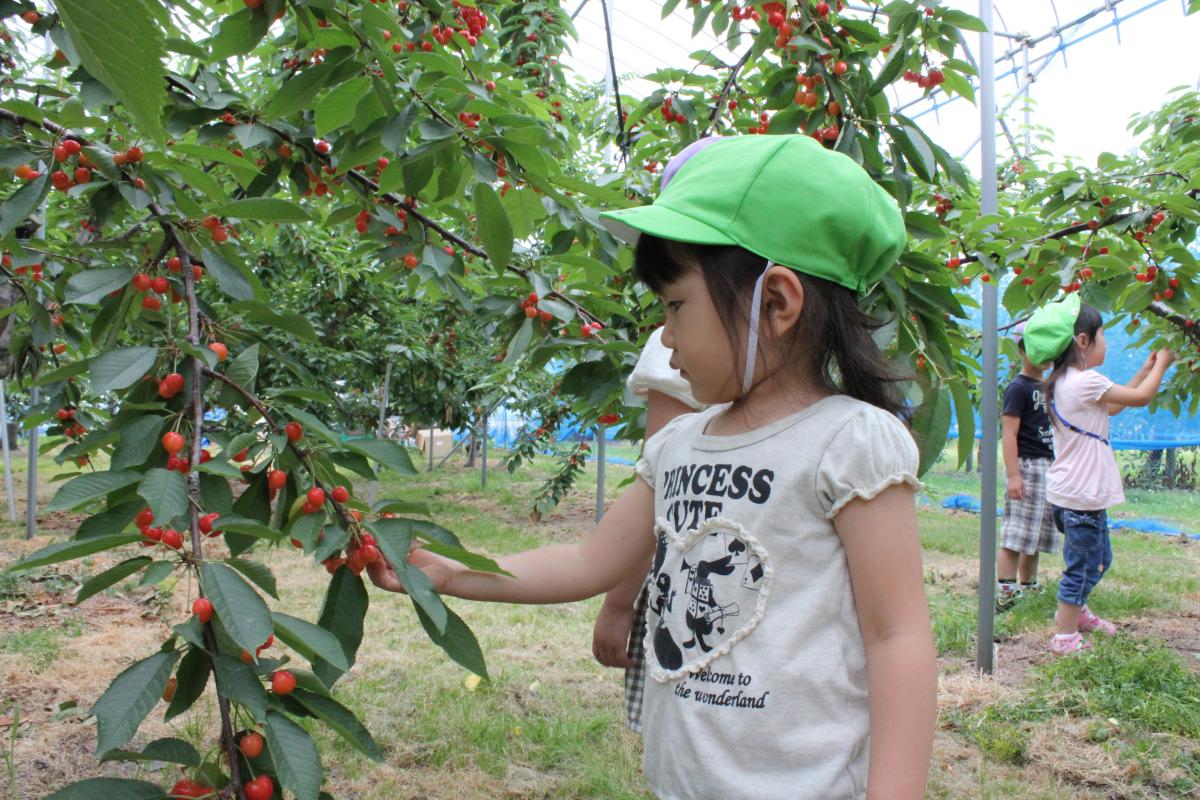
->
[{"left": 997, "top": 323, "right": 1058, "bottom": 612}]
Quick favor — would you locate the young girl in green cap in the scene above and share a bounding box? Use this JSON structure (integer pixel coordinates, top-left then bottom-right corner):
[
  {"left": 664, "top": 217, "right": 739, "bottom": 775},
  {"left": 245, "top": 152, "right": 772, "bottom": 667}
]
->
[
  {"left": 368, "top": 134, "right": 937, "bottom": 799},
  {"left": 1023, "top": 296, "right": 1174, "bottom": 655}
]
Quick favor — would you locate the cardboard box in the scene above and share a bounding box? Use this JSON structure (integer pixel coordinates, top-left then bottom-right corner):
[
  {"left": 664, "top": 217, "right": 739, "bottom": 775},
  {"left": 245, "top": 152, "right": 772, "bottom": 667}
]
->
[{"left": 414, "top": 428, "right": 454, "bottom": 458}]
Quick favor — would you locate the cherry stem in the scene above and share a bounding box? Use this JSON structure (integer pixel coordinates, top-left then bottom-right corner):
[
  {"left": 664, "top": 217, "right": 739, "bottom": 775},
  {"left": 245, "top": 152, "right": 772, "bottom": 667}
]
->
[{"left": 157, "top": 213, "right": 249, "bottom": 800}]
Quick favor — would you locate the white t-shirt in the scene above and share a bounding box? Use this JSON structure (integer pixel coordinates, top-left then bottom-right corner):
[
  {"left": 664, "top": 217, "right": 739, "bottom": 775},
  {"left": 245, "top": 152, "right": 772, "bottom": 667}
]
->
[
  {"left": 635, "top": 396, "right": 920, "bottom": 800},
  {"left": 626, "top": 328, "right": 704, "bottom": 410},
  {"left": 1046, "top": 367, "right": 1124, "bottom": 511}
]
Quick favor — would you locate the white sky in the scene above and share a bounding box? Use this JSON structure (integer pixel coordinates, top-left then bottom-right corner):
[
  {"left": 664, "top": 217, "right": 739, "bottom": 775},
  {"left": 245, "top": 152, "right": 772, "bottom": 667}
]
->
[{"left": 562, "top": 0, "right": 1200, "bottom": 171}]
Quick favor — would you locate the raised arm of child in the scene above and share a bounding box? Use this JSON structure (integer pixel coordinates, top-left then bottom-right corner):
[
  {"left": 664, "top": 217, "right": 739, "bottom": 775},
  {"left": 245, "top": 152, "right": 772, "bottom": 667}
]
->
[
  {"left": 1102, "top": 348, "right": 1174, "bottom": 411},
  {"left": 1106, "top": 351, "right": 1168, "bottom": 415},
  {"left": 834, "top": 483, "right": 937, "bottom": 800},
  {"left": 367, "top": 478, "right": 657, "bottom": 605}
]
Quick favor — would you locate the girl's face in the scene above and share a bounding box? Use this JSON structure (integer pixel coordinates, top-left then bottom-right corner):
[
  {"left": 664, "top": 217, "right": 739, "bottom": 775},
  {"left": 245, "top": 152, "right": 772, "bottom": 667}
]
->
[
  {"left": 658, "top": 269, "right": 740, "bottom": 405},
  {"left": 1079, "top": 326, "right": 1107, "bottom": 368}
]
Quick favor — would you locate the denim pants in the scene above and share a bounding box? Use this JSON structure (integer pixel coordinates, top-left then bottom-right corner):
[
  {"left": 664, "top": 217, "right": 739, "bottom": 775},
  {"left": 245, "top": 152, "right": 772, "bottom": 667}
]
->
[{"left": 1051, "top": 505, "right": 1112, "bottom": 607}]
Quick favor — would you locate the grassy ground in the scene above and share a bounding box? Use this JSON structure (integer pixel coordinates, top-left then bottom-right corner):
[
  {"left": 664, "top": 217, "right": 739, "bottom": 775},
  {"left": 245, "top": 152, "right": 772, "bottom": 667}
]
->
[{"left": 1, "top": 443, "right": 1199, "bottom": 798}]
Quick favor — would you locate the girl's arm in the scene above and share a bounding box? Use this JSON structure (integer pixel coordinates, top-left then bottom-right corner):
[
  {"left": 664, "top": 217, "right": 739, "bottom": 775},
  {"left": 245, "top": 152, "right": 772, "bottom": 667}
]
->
[
  {"left": 1101, "top": 348, "right": 1174, "bottom": 410},
  {"left": 1107, "top": 352, "right": 1158, "bottom": 415},
  {"left": 593, "top": 389, "right": 696, "bottom": 667},
  {"left": 835, "top": 483, "right": 936, "bottom": 800},
  {"left": 368, "top": 478, "right": 658, "bottom": 604}
]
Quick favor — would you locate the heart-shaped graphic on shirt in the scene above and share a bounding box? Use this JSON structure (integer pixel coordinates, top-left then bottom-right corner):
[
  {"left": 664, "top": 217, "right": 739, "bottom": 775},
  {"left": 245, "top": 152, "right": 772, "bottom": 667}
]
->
[{"left": 643, "top": 516, "right": 773, "bottom": 683}]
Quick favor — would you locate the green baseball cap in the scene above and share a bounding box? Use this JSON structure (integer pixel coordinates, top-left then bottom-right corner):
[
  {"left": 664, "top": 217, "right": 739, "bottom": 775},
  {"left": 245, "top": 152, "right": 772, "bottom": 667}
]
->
[
  {"left": 1022, "top": 293, "right": 1081, "bottom": 366},
  {"left": 599, "top": 134, "right": 907, "bottom": 293}
]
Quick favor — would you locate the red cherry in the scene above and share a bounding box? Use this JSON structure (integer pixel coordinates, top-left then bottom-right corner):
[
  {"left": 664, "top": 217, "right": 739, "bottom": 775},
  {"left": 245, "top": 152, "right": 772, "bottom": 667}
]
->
[
  {"left": 404, "top": 253, "right": 420, "bottom": 269},
  {"left": 165, "top": 372, "right": 185, "bottom": 393},
  {"left": 124, "top": 146, "right": 143, "bottom": 163},
  {"left": 161, "top": 529, "right": 183, "bottom": 550},
  {"left": 50, "top": 170, "right": 71, "bottom": 191},
  {"left": 271, "top": 670, "right": 297, "bottom": 695},
  {"left": 268, "top": 470, "right": 287, "bottom": 490},
  {"left": 315, "top": 140, "right": 331, "bottom": 155},
  {"left": 162, "top": 431, "right": 186, "bottom": 454},
  {"left": 833, "top": 61, "right": 848, "bottom": 76},
  {"left": 211, "top": 226, "right": 228, "bottom": 244},
  {"left": 132, "top": 273, "right": 152, "bottom": 291},
  {"left": 257, "top": 634, "right": 274, "bottom": 653},
  {"left": 192, "top": 597, "right": 214, "bottom": 623},
  {"left": 244, "top": 775, "right": 274, "bottom": 800},
  {"left": 331, "top": 485, "right": 349, "bottom": 503},
  {"left": 208, "top": 342, "right": 229, "bottom": 361},
  {"left": 136, "top": 508, "right": 155, "bottom": 528},
  {"left": 239, "top": 731, "right": 264, "bottom": 758},
  {"left": 285, "top": 421, "right": 303, "bottom": 442},
  {"left": 233, "top": 447, "right": 249, "bottom": 462},
  {"left": 307, "top": 487, "right": 326, "bottom": 507},
  {"left": 358, "top": 544, "right": 381, "bottom": 564},
  {"left": 73, "top": 167, "right": 91, "bottom": 184},
  {"left": 169, "top": 780, "right": 212, "bottom": 799},
  {"left": 62, "top": 139, "right": 82, "bottom": 156},
  {"left": 199, "top": 512, "right": 220, "bottom": 534},
  {"left": 152, "top": 276, "right": 169, "bottom": 294}
]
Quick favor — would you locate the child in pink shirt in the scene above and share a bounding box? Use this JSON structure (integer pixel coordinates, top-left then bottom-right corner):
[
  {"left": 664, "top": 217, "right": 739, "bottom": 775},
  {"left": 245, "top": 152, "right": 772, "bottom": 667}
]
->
[{"left": 1024, "top": 295, "right": 1173, "bottom": 656}]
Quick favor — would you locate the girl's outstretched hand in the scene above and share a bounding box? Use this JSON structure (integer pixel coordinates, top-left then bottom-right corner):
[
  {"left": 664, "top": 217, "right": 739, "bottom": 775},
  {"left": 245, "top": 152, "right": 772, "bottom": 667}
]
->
[
  {"left": 365, "top": 543, "right": 466, "bottom": 595},
  {"left": 1155, "top": 348, "right": 1175, "bottom": 366}
]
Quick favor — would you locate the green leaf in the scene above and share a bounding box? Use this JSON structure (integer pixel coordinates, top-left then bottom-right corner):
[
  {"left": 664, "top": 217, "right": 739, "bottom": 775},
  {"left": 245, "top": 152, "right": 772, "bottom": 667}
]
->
[
  {"left": 216, "top": 198, "right": 312, "bottom": 222},
  {"left": 313, "top": 567, "right": 368, "bottom": 688},
  {"left": 201, "top": 248, "right": 261, "bottom": 301},
  {"left": 279, "top": 407, "right": 340, "bottom": 444},
  {"left": 76, "top": 502, "right": 143, "bottom": 539},
  {"left": 213, "top": 655, "right": 266, "bottom": 722},
  {"left": 265, "top": 709, "right": 323, "bottom": 800},
  {"left": 371, "top": 522, "right": 447, "bottom": 633},
  {"left": 164, "top": 647, "right": 211, "bottom": 723},
  {"left": 286, "top": 512, "right": 322, "bottom": 552},
  {"left": 111, "top": 415, "right": 167, "bottom": 471},
  {"left": 291, "top": 689, "right": 383, "bottom": 761},
  {"left": 75, "top": 557, "right": 152, "bottom": 604},
  {"left": 316, "top": 76, "right": 371, "bottom": 137},
  {"left": 343, "top": 438, "right": 417, "bottom": 476},
  {"left": 474, "top": 183, "right": 514, "bottom": 270},
  {"left": 941, "top": 9, "right": 989, "bottom": 33},
  {"left": 199, "top": 562, "right": 274, "bottom": 658},
  {"left": 214, "top": 515, "right": 281, "bottom": 541},
  {"left": 0, "top": 165, "right": 50, "bottom": 235},
  {"left": 503, "top": 317, "right": 535, "bottom": 366},
  {"left": 272, "top": 612, "right": 349, "bottom": 671},
  {"left": 100, "top": 736, "right": 201, "bottom": 767},
  {"left": 264, "top": 60, "right": 341, "bottom": 119},
  {"left": 65, "top": 267, "right": 134, "bottom": 306},
  {"left": 47, "top": 471, "right": 143, "bottom": 512},
  {"left": 138, "top": 560, "right": 175, "bottom": 588},
  {"left": 419, "top": 541, "right": 509, "bottom": 576},
  {"left": 43, "top": 779, "right": 165, "bottom": 800},
  {"left": 911, "top": 383, "right": 953, "bottom": 476},
  {"left": 89, "top": 346, "right": 158, "bottom": 394},
  {"left": 207, "top": 6, "right": 269, "bottom": 60},
  {"left": 414, "top": 601, "right": 488, "bottom": 680},
  {"left": 226, "top": 557, "right": 279, "bottom": 600},
  {"left": 137, "top": 468, "right": 188, "bottom": 528},
  {"left": 92, "top": 650, "right": 181, "bottom": 754},
  {"left": 55, "top": 0, "right": 166, "bottom": 142}
]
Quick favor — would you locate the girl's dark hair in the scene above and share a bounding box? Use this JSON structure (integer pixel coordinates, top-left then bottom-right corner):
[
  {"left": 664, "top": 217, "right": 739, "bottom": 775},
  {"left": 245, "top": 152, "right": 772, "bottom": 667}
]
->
[
  {"left": 1042, "top": 302, "right": 1103, "bottom": 418},
  {"left": 633, "top": 234, "right": 905, "bottom": 414}
]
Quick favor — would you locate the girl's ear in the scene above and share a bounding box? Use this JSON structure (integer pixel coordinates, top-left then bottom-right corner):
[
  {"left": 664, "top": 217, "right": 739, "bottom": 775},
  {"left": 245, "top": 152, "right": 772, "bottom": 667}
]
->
[
  {"left": 1074, "top": 332, "right": 1092, "bottom": 350},
  {"left": 761, "top": 266, "right": 805, "bottom": 340}
]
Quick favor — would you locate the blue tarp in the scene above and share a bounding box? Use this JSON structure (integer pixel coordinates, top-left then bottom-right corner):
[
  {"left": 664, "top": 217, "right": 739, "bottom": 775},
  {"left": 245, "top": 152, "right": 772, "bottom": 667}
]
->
[{"left": 938, "top": 493, "right": 1198, "bottom": 540}]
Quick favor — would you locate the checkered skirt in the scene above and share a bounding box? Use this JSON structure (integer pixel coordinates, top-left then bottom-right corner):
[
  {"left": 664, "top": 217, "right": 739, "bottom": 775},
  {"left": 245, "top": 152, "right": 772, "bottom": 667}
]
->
[{"left": 1001, "top": 457, "right": 1060, "bottom": 554}]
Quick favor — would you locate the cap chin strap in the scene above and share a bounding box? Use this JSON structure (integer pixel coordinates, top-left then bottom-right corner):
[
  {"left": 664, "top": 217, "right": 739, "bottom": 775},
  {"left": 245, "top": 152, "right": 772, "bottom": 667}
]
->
[{"left": 741, "top": 261, "right": 774, "bottom": 396}]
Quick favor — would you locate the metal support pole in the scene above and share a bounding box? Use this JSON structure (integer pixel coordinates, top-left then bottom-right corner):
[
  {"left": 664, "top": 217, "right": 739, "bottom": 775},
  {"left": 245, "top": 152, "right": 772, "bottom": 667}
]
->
[
  {"left": 0, "top": 380, "right": 15, "bottom": 522},
  {"left": 481, "top": 411, "right": 488, "bottom": 489},
  {"left": 595, "top": 425, "right": 606, "bottom": 523},
  {"left": 428, "top": 425, "right": 434, "bottom": 472},
  {"left": 367, "top": 360, "right": 392, "bottom": 507},
  {"left": 976, "top": 0, "right": 999, "bottom": 675},
  {"left": 25, "top": 383, "right": 38, "bottom": 539}
]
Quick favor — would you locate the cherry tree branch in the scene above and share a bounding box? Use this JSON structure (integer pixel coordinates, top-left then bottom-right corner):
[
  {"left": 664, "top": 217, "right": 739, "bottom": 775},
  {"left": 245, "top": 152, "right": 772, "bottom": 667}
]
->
[{"left": 700, "top": 46, "right": 756, "bottom": 138}]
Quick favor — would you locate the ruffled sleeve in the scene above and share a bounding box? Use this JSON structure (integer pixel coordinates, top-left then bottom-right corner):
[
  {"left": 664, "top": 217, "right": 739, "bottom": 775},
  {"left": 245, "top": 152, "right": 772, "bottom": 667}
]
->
[
  {"left": 626, "top": 328, "right": 703, "bottom": 410},
  {"left": 634, "top": 411, "right": 694, "bottom": 489},
  {"left": 816, "top": 405, "right": 922, "bottom": 519}
]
